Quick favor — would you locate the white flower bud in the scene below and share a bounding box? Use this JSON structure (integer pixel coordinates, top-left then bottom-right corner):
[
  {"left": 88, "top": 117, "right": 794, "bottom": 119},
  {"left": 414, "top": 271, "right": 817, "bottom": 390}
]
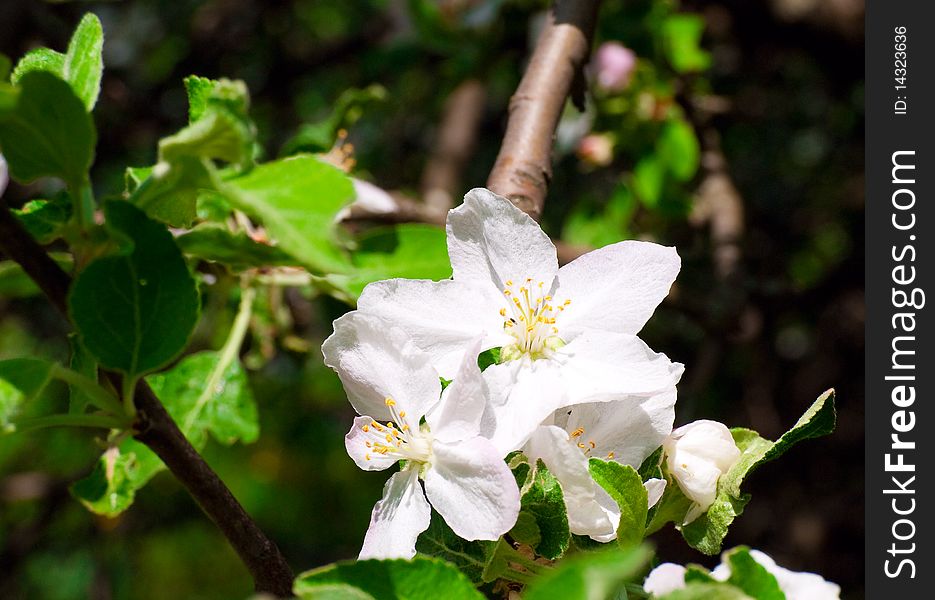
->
[{"left": 663, "top": 419, "right": 741, "bottom": 524}]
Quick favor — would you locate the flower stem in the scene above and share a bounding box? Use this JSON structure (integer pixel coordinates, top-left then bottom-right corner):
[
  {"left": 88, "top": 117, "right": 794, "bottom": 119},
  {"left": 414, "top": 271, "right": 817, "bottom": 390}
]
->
[
  {"left": 13, "top": 413, "right": 127, "bottom": 434},
  {"left": 49, "top": 364, "right": 128, "bottom": 419}
]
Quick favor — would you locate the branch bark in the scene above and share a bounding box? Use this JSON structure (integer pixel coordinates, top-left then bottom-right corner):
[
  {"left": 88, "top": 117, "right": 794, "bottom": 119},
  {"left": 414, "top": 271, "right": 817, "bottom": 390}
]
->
[
  {"left": 486, "top": 0, "right": 602, "bottom": 221},
  {"left": 0, "top": 204, "right": 295, "bottom": 598}
]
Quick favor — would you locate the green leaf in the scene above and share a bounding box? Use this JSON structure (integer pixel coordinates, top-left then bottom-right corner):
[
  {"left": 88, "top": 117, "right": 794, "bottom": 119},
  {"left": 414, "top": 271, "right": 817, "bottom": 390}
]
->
[
  {"left": 13, "top": 193, "right": 72, "bottom": 244},
  {"left": 11, "top": 48, "right": 65, "bottom": 84},
  {"left": 658, "top": 119, "right": 700, "bottom": 182},
  {"left": 662, "top": 15, "right": 712, "bottom": 74},
  {"left": 0, "top": 358, "right": 55, "bottom": 432},
  {"left": 660, "top": 582, "right": 754, "bottom": 600},
  {"left": 588, "top": 459, "right": 648, "bottom": 548},
  {"left": 294, "top": 556, "right": 484, "bottom": 600},
  {"left": 220, "top": 154, "right": 354, "bottom": 274},
  {"left": 176, "top": 225, "right": 299, "bottom": 271},
  {"left": 184, "top": 75, "right": 215, "bottom": 123},
  {"left": 0, "top": 254, "right": 73, "bottom": 298},
  {"left": 477, "top": 347, "right": 501, "bottom": 371},
  {"left": 64, "top": 13, "right": 104, "bottom": 110},
  {"left": 633, "top": 156, "right": 664, "bottom": 208},
  {"left": 522, "top": 544, "right": 652, "bottom": 600},
  {"left": 281, "top": 84, "right": 387, "bottom": 155},
  {"left": 70, "top": 447, "right": 138, "bottom": 516},
  {"left": 326, "top": 224, "right": 452, "bottom": 301},
  {"left": 513, "top": 459, "right": 570, "bottom": 560},
  {"left": 68, "top": 200, "right": 200, "bottom": 378},
  {"left": 67, "top": 335, "right": 99, "bottom": 415},
  {"left": 415, "top": 511, "right": 497, "bottom": 585},
  {"left": 126, "top": 157, "right": 212, "bottom": 228},
  {"left": 720, "top": 547, "right": 785, "bottom": 600},
  {"left": 0, "top": 71, "right": 95, "bottom": 185},
  {"left": 680, "top": 390, "right": 836, "bottom": 554},
  {"left": 0, "top": 53, "right": 11, "bottom": 80}
]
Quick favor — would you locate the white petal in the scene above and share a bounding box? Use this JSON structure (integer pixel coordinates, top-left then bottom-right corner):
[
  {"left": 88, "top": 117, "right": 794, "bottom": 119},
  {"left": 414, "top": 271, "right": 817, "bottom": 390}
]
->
[
  {"left": 556, "top": 240, "right": 680, "bottom": 336},
  {"left": 643, "top": 563, "right": 688, "bottom": 596},
  {"left": 668, "top": 450, "right": 722, "bottom": 512},
  {"left": 447, "top": 188, "right": 558, "bottom": 291},
  {"left": 322, "top": 312, "right": 440, "bottom": 421},
  {"left": 748, "top": 550, "right": 841, "bottom": 600},
  {"left": 482, "top": 361, "right": 569, "bottom": 455},
  {"left": 357, "top": 278, "right": 509, "bottom": 378},
  {"left": 423, "top": 437, "right": 520, "bottom": 541},
  {"left": 555, "top": 331, "right": 684, "bottom": 405},
  {"left": 644, "top": 478, "right": 667, "bottom": 508},
  {"left": 345, "top": 415, "right": 399, "bottom": 471},
  {"left": 427, "top": 337, "right": 487, "bottom": 443},
  {"left": 358, "top": 468, "right": 431, "bottom": 560},
  {"left": 525, "top": 425, "right": 617, "bottom": 539},
  {"left": 669, "top": 420, "right": 741, "bottom": 472},
  {"left": 564, "top": 388, "right": 677, "bottom": 467}
]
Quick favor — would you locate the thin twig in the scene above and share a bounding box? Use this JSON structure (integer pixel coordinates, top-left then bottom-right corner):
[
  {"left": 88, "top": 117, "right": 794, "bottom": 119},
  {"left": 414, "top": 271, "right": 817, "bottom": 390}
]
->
[
  {"left": 0, "top": 204, "right": 295, "bottom": 598},
  {"left": 486, "top": 0, "right": 603, "bottom": 221}
]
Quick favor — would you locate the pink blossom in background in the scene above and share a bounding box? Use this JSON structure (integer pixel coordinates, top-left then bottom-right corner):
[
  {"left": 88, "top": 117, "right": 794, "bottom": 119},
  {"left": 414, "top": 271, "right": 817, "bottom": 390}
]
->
[
  {"left": 576, "top": 133, "right": 615, "bottom": 167},
  {"left": 594, "top": 42, "right": 637, "bottom": 92}
]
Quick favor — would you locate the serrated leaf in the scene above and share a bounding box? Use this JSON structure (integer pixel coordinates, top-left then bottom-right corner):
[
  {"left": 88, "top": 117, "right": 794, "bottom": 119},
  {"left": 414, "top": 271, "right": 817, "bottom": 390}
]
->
[
  {"left": 515, "top": 459, "right": 570, "bottom": 560},
  {"left": 0, "top": 358, "right": 55, "bottom": 432},
  {"left": 64, "top": 13, "right": 104, "bottom": 110},
  {"left": 326, "top": 224, "right": 452, "bottom": 301},
  {"left": 415, "top": 510, "right": 496, "bottom": 585},
  {"left": 660, "top": 583, "right": 754, "bottom": 600},
  {"left": 11, "top": 48, "right": 65, "bottom": 84},
  {"left": 0, "top": 71, "right": 95, "bottom": 185},
  {"left": 220, "top": 154, "right": 354, "bottom": 274},
  {"left": 13, "top": 193, "right": 72, "bottom": 244},
  {"left": 720, "top": 547, "right": 785, "bottom": 600},
  {"left": 294, "top": 556, "right": 484, "bottom": 600},
  {"left": 588, "top": 459, "right": 648, "bottom": 548},
  {"left": 68, "top": 200, "right": 200, "bottom": 378},
  {"left": 680, "top": 390, "right": 836, "bottom": 554},
  {"left": 522, "top": 544, "right": 652, "bottom": 600},
  {"left": 176, "top": 225, "right": 299, "bottom": 271}
]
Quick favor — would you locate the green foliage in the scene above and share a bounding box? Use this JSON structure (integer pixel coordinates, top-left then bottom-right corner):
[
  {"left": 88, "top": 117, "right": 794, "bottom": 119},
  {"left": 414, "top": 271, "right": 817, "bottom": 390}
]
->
[
  {"left": 680, "top": 390, "right": 837, "bottom": 554},
  {"left": 11, "top": 48, "right": 65, "bottom": 85},
  {"left": 220, "top": 154, "right": 354, "bottom": 274},
  {"left": 0, "top": 358, "right": 54, "bottom": 431},
  {"left": 176, "top": 225, "right": 299, "bottom": 271},
  {"left": 0, "top": 254, "right": 73, "bottom": 298},
  {"left": 71, "top": 447, "right": 138, "bottom": 516},
  {"left": 13, "top": 193, "right": 72, "bottom": 244},
  {"left": 282, "top": 85, "right": 387, "bottom": 155},
  {"left": 68, "top": 201, "right": 200, "bottom": 379},
  {"left": 662, "top": 15, "right": 712, "bottom": 73},
  {"left": 661, "top": 583, "right": 754, "bottom": 600},
  {"left": 719, "top": 547, "right": 784, "bottom": 600},
  {"left": 522, "top": 544, "right": 652, "bottom": 600},
  {"left": 0, "top": 71, "right": 95, "bottom": 186},
  {"left": 588, "top": 459, "right": 648, "bottom": 548},
  {"left": 294, "top": 556, "right": 484, "bottom": 600},
  {"left": 513, "top": 459, "right": 570, "bottom": 560},
  {"left": 415, "top": 511, "right": 496, "bottom": 585}
]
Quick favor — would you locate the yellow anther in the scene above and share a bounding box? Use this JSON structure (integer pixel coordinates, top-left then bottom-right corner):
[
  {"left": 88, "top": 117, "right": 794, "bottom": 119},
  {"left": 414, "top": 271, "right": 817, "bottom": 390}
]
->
[
  {"left": 365, "top": 441, "right": 372, "bottom": 448},
  {"left": 402, "top": 424, "right": 410, "bottom": 431},
  {"left": 504, "top": 290, "right": 512, "bottom": 296},
  {"left": 526, "top": 277, "right": 533, "bottom": 283},
  {"left": 506, "top": 280, "right": 513, "bottom": 286},
  {"left": 564, "top": 299, "right": 571, "bottom": 306},
  {"left": 386, "top": 434, "right": 394, "bottom": 442},
  {"left": 519, "top": 287, "right": 527, "bottom": 294},
  {"left": 385, "top": 398, "right": 396, "bottom": 406},
  {"left": 538, "top": 281, "right": 544, "bottom": 288},
  {"left": 607, "top": 451, "right": 615, "bottom": 459},
  {"left": 577, "top": 442, "right": 586, "bottom": 449},
  {"left": 365, "top": 454, "right": 371, "bottom": 461},
  {"left": 589, "top": 441, "right": 596, "bottom": 449},
  {"left": 362, "top": 425, "right": 370, "bottom": 433},
  {"left": 545, "top": 296, "right": 552, "bottom": 301},
  {"left": 570, "top": 427, "right": 585, "bottom": 438},
  {"left": 500, "top": 308, "right": 507, "bottom": 317},
  {"left": 399, "top": 411, "right": 406, "bottom": 418},
  {"left": 552, "top": 327, "right": 559, "bottom": 333}
]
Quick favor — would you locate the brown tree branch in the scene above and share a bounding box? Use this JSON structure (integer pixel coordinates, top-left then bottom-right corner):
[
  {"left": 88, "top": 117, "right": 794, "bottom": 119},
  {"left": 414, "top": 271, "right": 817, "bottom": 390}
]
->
[
  {"left": 486, "top": 0, "right": 602, "bottom": 221},
  {"left": 0, "top": 204, "right": 295, "bottom": 598}
]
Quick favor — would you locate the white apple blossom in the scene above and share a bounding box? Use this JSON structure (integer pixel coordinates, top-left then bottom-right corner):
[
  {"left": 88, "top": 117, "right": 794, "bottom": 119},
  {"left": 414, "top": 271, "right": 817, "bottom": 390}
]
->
[
  {"left": 322, "top": 312, "right": 520, "bottom": 559},
  {"left": 663, "top": 420, "right": 741, "bottom": 524},
  {"left": 357, "top": 188, "right": 683, "bottom": 454},
  {"left": 644, "top": 550, "right": 841, "bottom": 599},
  {"left": 524, "top": 390, "right": 674, "bottom": 541}
]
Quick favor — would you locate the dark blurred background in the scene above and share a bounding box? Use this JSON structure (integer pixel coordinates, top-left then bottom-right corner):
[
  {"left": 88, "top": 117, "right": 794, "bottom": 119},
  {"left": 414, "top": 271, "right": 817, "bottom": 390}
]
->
[{"left": 0, "top": 0, "right": 864, "bottom": 598}]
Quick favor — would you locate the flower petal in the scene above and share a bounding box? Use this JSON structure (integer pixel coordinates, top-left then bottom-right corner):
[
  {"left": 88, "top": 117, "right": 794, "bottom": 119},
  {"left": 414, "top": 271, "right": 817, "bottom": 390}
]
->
[
  {"left": 423, "top": 437, "right": 520, "bottom": 541},
  {"left": 481, "top": 360, "right": 569, "bottom": 455},
  {"left": 643, "top": 563, "right": 688, "bottom": 596},
  {"left": 555, "top": 331, "right": 684, "bottom": 405},
  {"left": 644, "top": 478, "right": 667, "bottom": 508},
  {"left": 447, "top": 188, "right": 558, "bottom": 291},
  {"left": 358, "top": 468, "right": 431, "bottom": 560},
  {"left": 357, "top": 278, "right": 508, "bottom": 378},
  {"left": 427, "top": 337, "right": 487, "bottom": 443},
  {"left": 322, "top": 312, "right": 440, "bottom": 421},
  {"left": 556, "top": 240, "right": 680, "bottom": 336},
  {"left": 345, "top": 415, "right": 401, "bottom": 471},
  {"left": 564, "top": 388, "right": 677, "bottom": 467},
  {"left": 525, "top": 425, "right": 617, "bottom": 539}
]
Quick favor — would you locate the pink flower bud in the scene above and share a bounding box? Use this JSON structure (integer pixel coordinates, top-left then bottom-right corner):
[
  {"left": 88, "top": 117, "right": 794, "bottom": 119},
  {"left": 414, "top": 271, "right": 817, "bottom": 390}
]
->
[
  {"left": 594, "top": 42, "right": 637, "bottom": 92},
  {"left": 576, "top": 133, "right": 614, "bottom": 167}
]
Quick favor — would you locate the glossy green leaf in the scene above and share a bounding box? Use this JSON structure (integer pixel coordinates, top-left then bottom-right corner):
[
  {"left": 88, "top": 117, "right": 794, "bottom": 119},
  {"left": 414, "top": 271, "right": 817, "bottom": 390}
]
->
[
  {"left": 680, "top": 390, "right": 836, "bottom": 554},
  {"left": 294, "top": 556, "right": 484, "bottom": 600},
  {"left": 513, "top": 459, "right": 570, "bottom": 560},
  {"left": 415, "top": 511, "right": 496, "bottom": 585},
  {"left": 11, "top": 48, "right": 65, "bottom": 84},
  {"left": 220, "top": 154, "right": 354, "bottom": 274},
  {"left": 720, "top": 547, "right": 785, "bottom": 600},
  {"left": 0, "top": 72, "right": 95, "bottom": 185},
  {"left": 13, "top": 193, "right": 72, "bottom": 244},
  {"left": 176, "top": 225, "right": 299, "bottom": 271},
  {"left": 589, "top": 459, "right": 648, "bottom": 548},
  {"left": 0, "top": 358, "right": 54, "bottom": 432},
  {"left": 68, "top": 201, "right": 200, "bottom": 378},
  {"left": 64, "top": 13, "right": 104, "bottom": 110},
  {"left": 522, "top": 544, "right": 652, "bottom": 600}
]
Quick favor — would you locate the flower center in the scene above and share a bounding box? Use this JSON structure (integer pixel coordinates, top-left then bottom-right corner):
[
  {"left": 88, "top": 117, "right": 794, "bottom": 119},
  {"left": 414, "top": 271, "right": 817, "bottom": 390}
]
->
[
  {"left": 500, "top": 278, "right": 569, "bottom": 360},
  {"left": 362, "top": 398, "right": 433, "bottom": 465},
  {"left": 568, "top": 426, "right": 615, "bottom": 460}
]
